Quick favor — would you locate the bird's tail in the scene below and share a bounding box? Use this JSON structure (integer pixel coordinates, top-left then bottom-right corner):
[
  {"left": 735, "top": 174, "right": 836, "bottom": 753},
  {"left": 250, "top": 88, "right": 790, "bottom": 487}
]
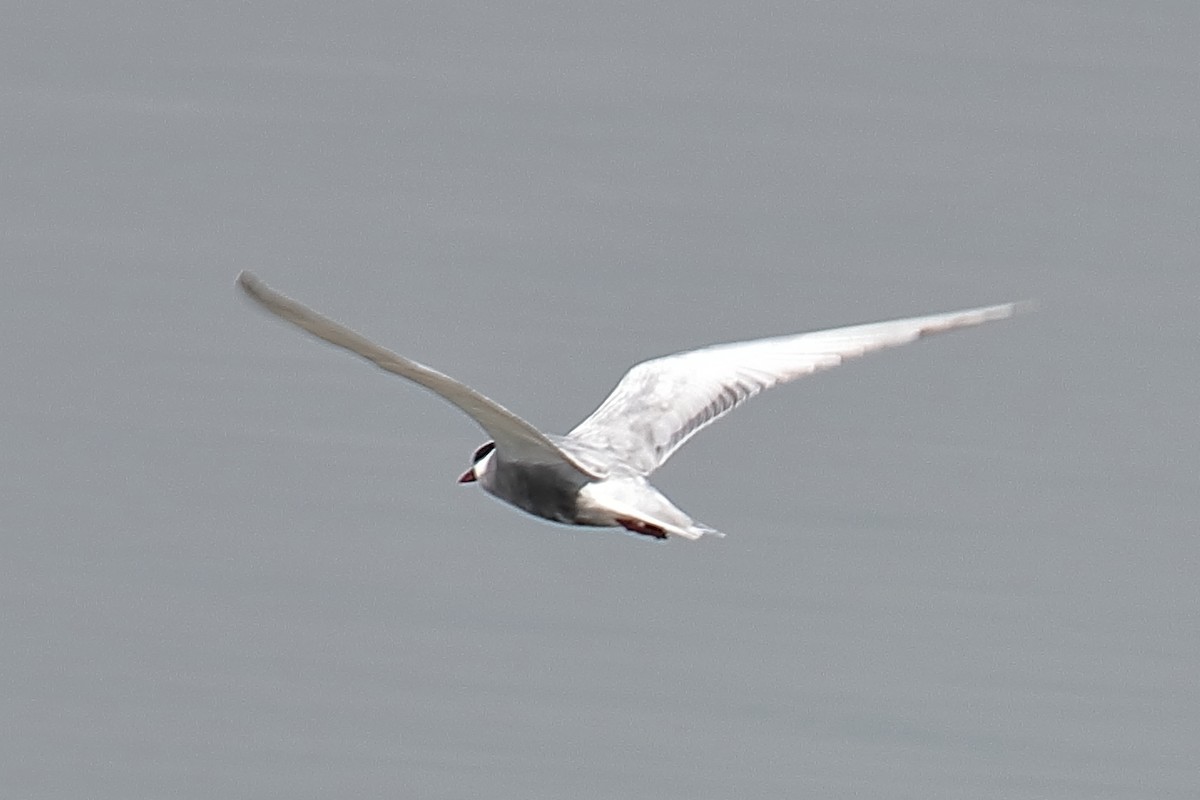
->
[
  {"left": 685, "top": 522, "right": 725, "bottom": 539},
  {"left": 578, "top": 480, "right": 725, "bottom": 541}
]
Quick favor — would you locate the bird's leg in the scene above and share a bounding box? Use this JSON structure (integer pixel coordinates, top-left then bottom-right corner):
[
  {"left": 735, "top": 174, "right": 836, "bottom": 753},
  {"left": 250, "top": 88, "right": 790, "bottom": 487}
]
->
[{"left": 616, "top": 518, "right": 668, "bottom": 540}]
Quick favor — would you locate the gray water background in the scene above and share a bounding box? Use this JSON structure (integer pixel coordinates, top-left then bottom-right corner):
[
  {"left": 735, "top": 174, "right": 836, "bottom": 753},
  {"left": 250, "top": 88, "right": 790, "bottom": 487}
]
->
[{"left": 2, "top": 3, "right": 1197, "bottom": 798}]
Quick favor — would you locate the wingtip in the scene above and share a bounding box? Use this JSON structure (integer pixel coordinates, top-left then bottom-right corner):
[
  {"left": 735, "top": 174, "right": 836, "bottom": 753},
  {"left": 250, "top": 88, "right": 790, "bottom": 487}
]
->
[
  {"left": 236, "top": 271, "right": 276, "bottom": 309},
  {"left": 236, "top": 270, "right": 260, "bottom": 293},
  {"left": 974, "top": 301, "right": 1020, "bottom": 321},
  {"left": 988, "top": 299, "right": 1037, "bottom": 319},
  {"left": 1010, "top": 299, "right": 1038, "bottom": 316},
  {"left": 944, "top": 299, "right": 1036, "bottom": 329}
]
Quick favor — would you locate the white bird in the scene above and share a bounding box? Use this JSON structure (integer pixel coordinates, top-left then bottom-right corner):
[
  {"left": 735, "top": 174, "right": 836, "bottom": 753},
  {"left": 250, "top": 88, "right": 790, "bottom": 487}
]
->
[{"left": 238, "top": 272, "right": 1020, "bottom": 541}]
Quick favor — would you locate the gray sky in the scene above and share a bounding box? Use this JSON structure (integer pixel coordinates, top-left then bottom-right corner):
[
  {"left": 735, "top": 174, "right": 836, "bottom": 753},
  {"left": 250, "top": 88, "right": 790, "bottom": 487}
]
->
[{"left": 2, "top": 3, "right": 1197, "bottom": 798}]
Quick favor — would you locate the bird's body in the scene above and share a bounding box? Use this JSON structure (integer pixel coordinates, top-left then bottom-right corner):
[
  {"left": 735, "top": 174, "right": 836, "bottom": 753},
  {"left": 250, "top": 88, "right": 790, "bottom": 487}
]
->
[
  {"left": 238, "top": 271, "right": 1021, "bottom": 541},
  {"left": 476, "top": 444, "right": 590, "bottom": 525},
  {"left": 474, "top": 444, "right": 710, "bottom": 539}
]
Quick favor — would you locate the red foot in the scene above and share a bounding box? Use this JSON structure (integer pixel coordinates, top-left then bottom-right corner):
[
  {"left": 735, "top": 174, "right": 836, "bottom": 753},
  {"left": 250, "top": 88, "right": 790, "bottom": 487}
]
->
[{"left": 617, "top": 518, "right": 668, "bottom": 539}]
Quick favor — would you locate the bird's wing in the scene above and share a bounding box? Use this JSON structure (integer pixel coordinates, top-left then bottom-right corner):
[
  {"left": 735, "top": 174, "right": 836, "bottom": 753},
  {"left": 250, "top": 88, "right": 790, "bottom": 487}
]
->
[
  {"left": 237, "top": 272, "right": 604, "bottom": 478},
  {"left": 567, "top": 303, "right": 1021, "bottom": 475}
]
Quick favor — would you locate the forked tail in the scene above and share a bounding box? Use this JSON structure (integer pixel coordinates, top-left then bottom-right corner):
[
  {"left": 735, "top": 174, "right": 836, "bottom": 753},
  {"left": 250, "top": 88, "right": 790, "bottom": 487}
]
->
[{"left": 579, "top": 479, "right": 725, "bottom": 541}]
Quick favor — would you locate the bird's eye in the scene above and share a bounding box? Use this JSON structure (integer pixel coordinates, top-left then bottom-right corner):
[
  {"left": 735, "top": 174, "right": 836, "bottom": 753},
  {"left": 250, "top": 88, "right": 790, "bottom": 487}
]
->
[{"left": 472, "top": 441, "right": 496, "bottom": 463}]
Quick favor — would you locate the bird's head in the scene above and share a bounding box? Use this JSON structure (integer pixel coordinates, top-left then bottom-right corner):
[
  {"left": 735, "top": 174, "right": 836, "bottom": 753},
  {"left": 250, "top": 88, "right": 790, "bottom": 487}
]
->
[{"left": 457, "top": 441, "right": 496, "bottom": 484}]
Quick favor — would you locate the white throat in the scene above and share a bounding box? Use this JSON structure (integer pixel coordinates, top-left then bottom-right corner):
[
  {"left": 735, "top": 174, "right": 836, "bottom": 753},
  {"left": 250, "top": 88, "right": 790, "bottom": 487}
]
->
[{"left": 473, "top": 449, "right": 496, "bottom": 481}]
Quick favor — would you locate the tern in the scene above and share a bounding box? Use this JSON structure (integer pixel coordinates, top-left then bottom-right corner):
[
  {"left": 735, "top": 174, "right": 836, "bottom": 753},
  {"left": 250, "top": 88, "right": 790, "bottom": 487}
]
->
[{"left": 238, "top": 272, "right": 1019, "bottom": 541}]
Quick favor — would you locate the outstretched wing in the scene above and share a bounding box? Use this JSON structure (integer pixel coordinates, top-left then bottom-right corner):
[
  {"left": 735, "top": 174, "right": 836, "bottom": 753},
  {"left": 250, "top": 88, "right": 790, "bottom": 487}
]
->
[
  {"left": 568, "top": 303, "right": 1021, "bottom": 475},
  {"left": 237, "top": 272, "right": 604, "bottom": 479}
]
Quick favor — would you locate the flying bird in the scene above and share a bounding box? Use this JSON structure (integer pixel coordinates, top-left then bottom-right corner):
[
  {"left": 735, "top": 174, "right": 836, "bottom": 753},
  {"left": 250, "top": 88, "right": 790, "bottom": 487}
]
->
[{"left": 238, "top": 271, "right": 1019, "bottom": 541}]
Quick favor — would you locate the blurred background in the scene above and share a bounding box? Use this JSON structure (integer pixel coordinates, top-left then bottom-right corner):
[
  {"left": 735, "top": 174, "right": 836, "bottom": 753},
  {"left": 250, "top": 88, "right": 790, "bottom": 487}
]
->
[{"left": 1, "top": 2, "right": 1196, "bottom": 798}]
